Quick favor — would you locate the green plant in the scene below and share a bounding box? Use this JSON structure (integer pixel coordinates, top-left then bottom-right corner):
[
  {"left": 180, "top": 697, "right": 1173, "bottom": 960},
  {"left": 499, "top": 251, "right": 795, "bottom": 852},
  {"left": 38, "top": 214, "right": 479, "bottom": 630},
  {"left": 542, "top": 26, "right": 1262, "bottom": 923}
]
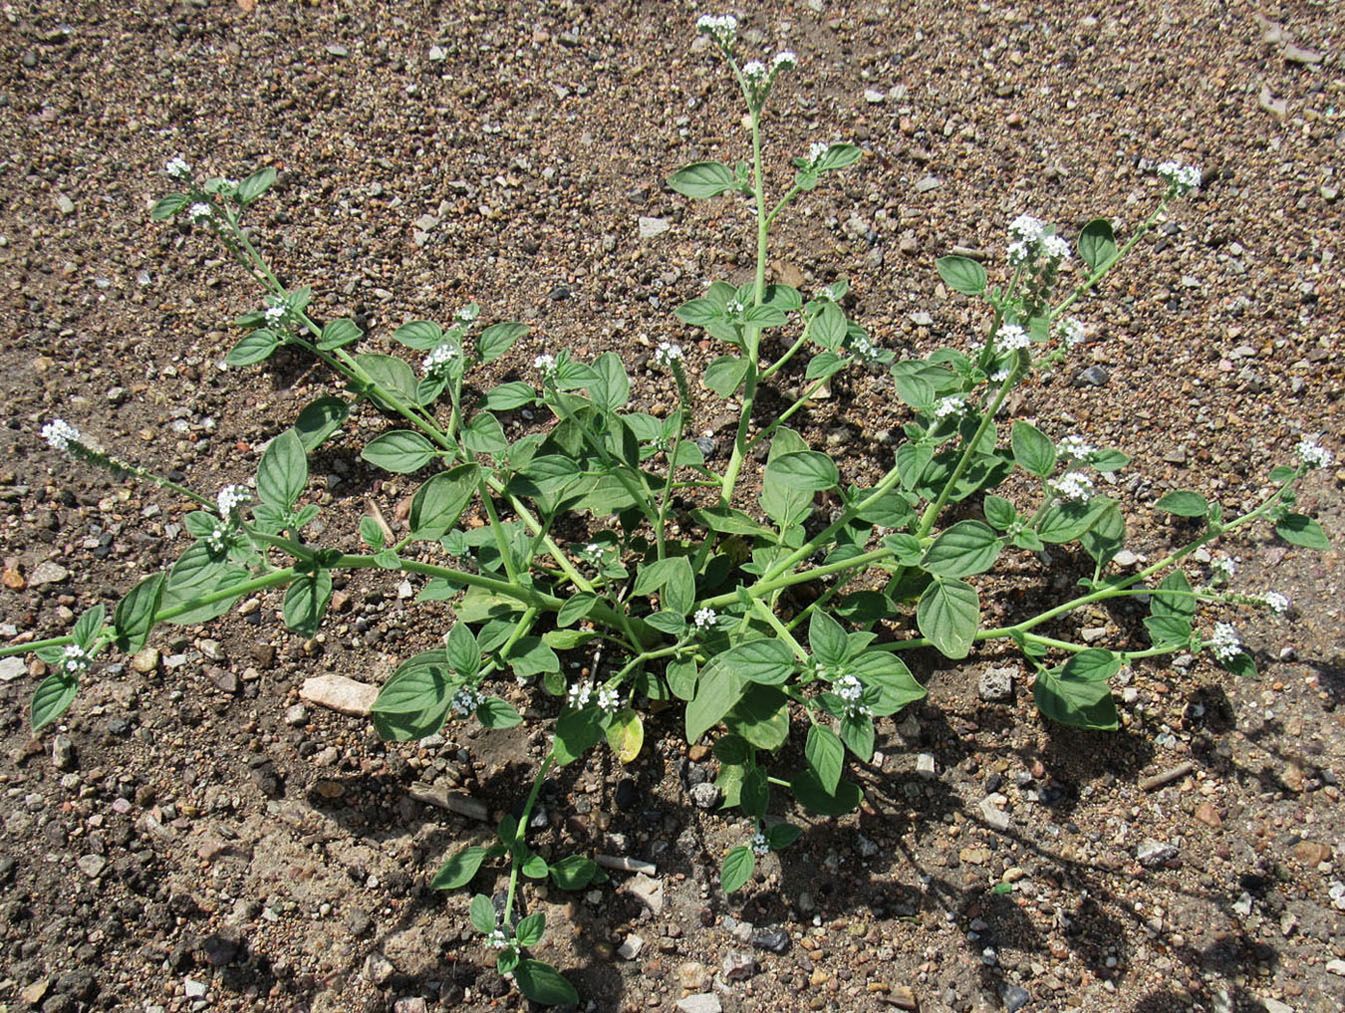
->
[{"left": 10, "top": 16, "right": 1331, "bottom": 1005}]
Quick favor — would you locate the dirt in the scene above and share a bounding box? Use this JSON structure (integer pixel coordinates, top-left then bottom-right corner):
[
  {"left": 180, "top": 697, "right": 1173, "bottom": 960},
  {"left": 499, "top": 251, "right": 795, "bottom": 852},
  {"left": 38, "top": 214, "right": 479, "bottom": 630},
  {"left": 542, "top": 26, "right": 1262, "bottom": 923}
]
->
[{"left": 1, "top": 2, "right": 1343, "bottom": 1012}]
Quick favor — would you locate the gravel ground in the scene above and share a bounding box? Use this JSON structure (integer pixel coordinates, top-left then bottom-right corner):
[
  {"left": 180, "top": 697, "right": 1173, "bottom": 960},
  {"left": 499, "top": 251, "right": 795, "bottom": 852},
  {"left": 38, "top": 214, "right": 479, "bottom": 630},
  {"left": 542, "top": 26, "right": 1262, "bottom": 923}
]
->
[{"left": 1, "top": 2, "right": 1343, "bottom": 1011}]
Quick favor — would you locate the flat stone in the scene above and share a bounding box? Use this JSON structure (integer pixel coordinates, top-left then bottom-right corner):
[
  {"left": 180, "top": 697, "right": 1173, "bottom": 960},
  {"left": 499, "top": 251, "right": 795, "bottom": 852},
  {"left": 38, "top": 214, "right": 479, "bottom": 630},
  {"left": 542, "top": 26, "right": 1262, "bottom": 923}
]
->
[
  {"left": 721, "top": 950, "right": 756, "bottom": 981},
  {"left": 1002, "top": 983, "right": 1030, "bottom": 1012},
  {"left": 414, "top": 214, "right": 439, "bottom": 231},
  {"left": 1283, "top": 43, "right": 1323, "bottom": 64},
  {"left": 638, "top": 216, "right": 670, "bottom": 239},
  {"left": 1136, "top": 839, "right": 1178, "bottom": 867},
  {"left": 1076, "top": 364, "right": 1111, "bottom": 387},
  {"left": 76, "top": 854, "right": 107, "bottom": 879},
  {"left": 689, "top": 782, "right": 722, "bottom": 809},
  {"left": 916, "top": 753, "right": 937, "bottom": 779},
  {"left": 676, "top": 995, "right": 722, "bottom": 1013},
  {"left": 888, "top": 984, "right": 918, "bottom": 1010},
  {"left": 1194, "top": 802, "right": 1222, "bottom": 828},
  {"left": 622, "top": 873, "right": 664, "bottom": 915},
  {"left": 750, "top": 927, "right": 790, "bottom": 953},
  {"left": 864, "top": 88, "right": 885, "bottom": 103},
  {"left": 130, "top": 647, "right": 159, "bottom": 673},
  {"left": 979, "top": 796, "right": 1011, "bottom": 832},
  {"left": 29, "top": 561, "right": 70, "bottom": 586},
  {"left": 183, "top": 978, "right": 207, "bottom": 999},
  {"left": 56, "top": 193, "right": 75, "bottom": 215},
  {"left": 1328, "top": 958, "right": 1345, "bottom": 976},
  {"left": 19, "top": 978, "right": 50, "bottom": 1004},
  {"left": 300, "top": 674, "right": 378, "bottom": 716},
  {"left": 0, "top": 657, "right": 26, "bottom": 682},
  {"left": 617, "top": 933, "right": 644, "bottom": 959},
  {"left": 427, "top": 46, "right": 446, "bottom": 61},
  {"left": 677, "top": 961, "right": 708, "bottom": 991},
  {"left": 325, "top": 44, "right": 348, "bottom": 57},
  {"left": 363, "top": 951, "right": 395, "bottom": 986},
  {"left": 978, "top": 666, "right": 1015, "bottom": 703},
  {"left": 1293, "top": 840, "right": 1333, "bottom": 866},
  {"left": 913, "top": 175, "right": 941, "bottom": 193}
]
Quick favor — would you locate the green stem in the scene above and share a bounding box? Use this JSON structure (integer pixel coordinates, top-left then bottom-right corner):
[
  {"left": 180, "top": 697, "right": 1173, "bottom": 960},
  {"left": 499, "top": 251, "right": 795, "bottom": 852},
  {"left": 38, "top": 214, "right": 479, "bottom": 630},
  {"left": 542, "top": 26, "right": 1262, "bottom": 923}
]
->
[
  {"left": 749, "top": 598, "right": 808, "bottom": 661},
  {"left": 477, "top": 481, "right": 520, "bottom": 586},
  {"left": 1051, "top": 198, "right": 1169, "bottom": 322},
  {"left": 504, "top": 752, "right": 555, "bottom": 930}
]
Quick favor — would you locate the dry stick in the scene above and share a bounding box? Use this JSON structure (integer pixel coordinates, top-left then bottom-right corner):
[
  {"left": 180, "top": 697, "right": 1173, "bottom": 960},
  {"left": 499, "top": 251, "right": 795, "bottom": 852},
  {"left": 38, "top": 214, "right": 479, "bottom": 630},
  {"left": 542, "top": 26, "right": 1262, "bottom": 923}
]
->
[{"left": 1138, "top": 761, "right": 1195, "bottom": 792}]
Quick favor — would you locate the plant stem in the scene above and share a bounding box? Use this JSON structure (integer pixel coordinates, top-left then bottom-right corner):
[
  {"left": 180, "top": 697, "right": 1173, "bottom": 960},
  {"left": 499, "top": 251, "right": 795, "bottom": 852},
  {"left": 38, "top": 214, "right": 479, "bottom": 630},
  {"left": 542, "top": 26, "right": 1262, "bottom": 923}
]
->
[{"left": 504, "top": 752, "right": 555, "bottom": 929}]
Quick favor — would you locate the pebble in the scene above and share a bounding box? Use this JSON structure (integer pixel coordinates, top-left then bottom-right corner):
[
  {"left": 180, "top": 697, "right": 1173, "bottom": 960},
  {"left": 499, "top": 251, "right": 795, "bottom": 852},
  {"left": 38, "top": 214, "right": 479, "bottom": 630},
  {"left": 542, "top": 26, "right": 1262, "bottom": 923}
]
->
[
  {"left": 363, "top": 950, "right": 395, "bottom": 986},
  {"left": 863, "top": 89, "right": 885, "bottom": 104},
  {"left": 689, "top": 783, "right": 722, "bottom": 809},
  {"left": 622, "top": 873, "right": 664, "bottom": 915},
  {"left": 916, "top": 753, "right": 937, "bottom": 779},
  {"left": 750, "top": 927, "right": 789, "bottom": 953},
  {"left": 1292, "top": 840, "right": 1332, "bottom": 866},
  {"left": 1076, "top": 365, "right": 1111, "bottom": 386},
  {"left": 285, "top": 704, "right": 309, "bottom": 727},
  {"left": 28, "top": 561, "right": 70, "bottom": 586},
  {"left": 393, "top": 999, "right": 428, "bottom": 1013},
  {"left": 1002, "top": 984, "right": 1030, "bottom": 1012},
  {"left": 676, "top": 995, "right": 721, "bottom": 1013},
  {"left": 913, "top": 175, "right": 941, "bottom": 194},
  {"left": 617, "top": 933, "right": 644, "bottom": 959},
  {"left": 1136, "top": 839, "right": 1178, "bottom": 867},
  {"left": 978, "top": 666, "right": 1015, "bottom": 702},
  {"left": 0, "top": 657, "right": 25, "bottom": 682},
  {"left": 51, "top": 734, "right": 74, "bottom": 771},
  {"left": 427, "top": 46, "right": 446, "bottom": 61},
  {"left": 979, "top": 796, "right": 1012, "bottom": 832},
  {"left": 130, "top": 647, "right": 159, "bottom": 673},
  {"left": 183, "top": 979, "right": 207, "bottom": 999},
  {"left": 1194, "top": 802, "right": 1222, "bottom": 828},
  {"left": 678, "top": 961, "right": 708, "bottom": 991},
  {"left": 721, "top": 950, "right": 755, "bottom": 981},
  {"left": 76, "top": 854, "right": 107, "bottom": 879},
  {"left": 638, "top": 216, "right": 670, "bottom": 239},
  {"left": 299, "top": 674, "right": 378, "bottom": 716},
  {"left": 888, "top": 985, "right": 918, "bottom": 1010},
  {"left": 1326, "top": 958, "right": 1345, "bottom": 976},
  {"left": 56, "top": 193, "right": 75, "bottom": 215}
]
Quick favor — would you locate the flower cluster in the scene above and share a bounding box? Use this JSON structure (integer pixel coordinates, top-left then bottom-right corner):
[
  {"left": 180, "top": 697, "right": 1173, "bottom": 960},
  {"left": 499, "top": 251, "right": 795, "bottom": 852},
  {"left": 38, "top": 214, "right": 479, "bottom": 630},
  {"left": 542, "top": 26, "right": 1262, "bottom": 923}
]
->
[
  {"left": 1294, "top": 436, "right": 1333, "bottom": 470},
  {"left": 217, "top": 484, "right": 252, "bottom": 519},
  {"left": 485, "top": 928, "right": 509, "bottom": 949},
  {"left": 1156, "top": 161, "right": 1202, "bottom": 197},
  {"left": 533, "top": 353, "right": 557, "bottom": 377},
  {"left": 423, "top": 343, "right": 461, "bottom": 376},
  {"left": 451, "top": 686, "right": 483, "bottom": 716},
  {"left": 1057, "top": 435, "right": 1096, "bottom": 460},
  {"left": 165, "top": 156, "right": 191, "bottom": 180},
  {"left": 1210, "top": 555, "right": 1237, "bottom": 581},
  {"left": 62, "top": 644, "right": 91, "bottom": 678},
  {"left": 1208, "top": 622, "right": 1241, "bottom": 662},
  {"left": 832, "top": 674, "right": 872, "bottom": 719},
  {"left": 654, "top": 341, "right": 684, "bottom": 367},
  {"left": 596, "top": 685, "right": 620, "bottom": 713},
  {"left": 42, "top": 418, "right": 82, "bottom": 454},
  {"left": 567, "top": 680, "right": 593, "bottom": 708},
  {"left": 995, "top": 323, "right": 1031, "bottom": 353},
  {"left": 1059, "top": 318, "right": 1086, "bottom": 346},
  {"left": 695, "top": 13, "right": 738, "bottom": 47},
  {"left": 725, "top": 298, "right": 745, "bottom": 315},
  {"left": 188, "top": 202, "right": 213, "bottom": 224},
  {"left": 694, "top": 607, "right": 717, "bottom": 629},
  {"left": 750, "top": 830, "right": 770, "bottom": 857},
  {"left": 1048, "top": 471, "right": 1095, "bottom": 503},
  {"left": 1007, "top": 214, "right": 1070, "bottom": 267},
  {"left": 933, "top": 395, "right": 964, "bottom": 420},
  {"left": 1259, "top": 591, "right": 1290, "bottom": 616},
  {"left": 454, "top": 304, "right": 480, "bottom": 323}
]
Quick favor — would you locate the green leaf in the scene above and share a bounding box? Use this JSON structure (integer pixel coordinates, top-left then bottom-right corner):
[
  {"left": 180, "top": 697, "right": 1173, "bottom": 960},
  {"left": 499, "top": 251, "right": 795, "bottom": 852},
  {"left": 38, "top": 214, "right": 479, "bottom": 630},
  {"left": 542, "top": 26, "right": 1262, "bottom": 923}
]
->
[
  {"left": 984, "top": 495, "right": 1017, "bottom": 531},
  {"left": 1034, "top": 668, "right": 1119, "bottom": 730},
  {"left": 840, "top": 713, "right": 875, "bottom": 762},
  {"left": 226, "top": 329, "right": 279, "bottom": 366},
  {"left": 693, "top": 506, "right": 776, "bottom": 538},
  {"left": 1275, "top": 513, "right": 1329, "bottom": 550},
  {"left": 67, "top": 605, "right": 103, "bottom": 652},
  {"left": 354, "top": 352, "right": 419, "bottom": 404},
  {"left": 1219, "top": 651, "right": 1258, "bottom": 678},
  {"left": 1144, "top": 615, "right": 1192, "bottom": 648},
  {"left": 476, "top": 697, "right": 522, "bottom": 729},
  {"left": 549, "top": 855, "right": 598, "bottom": 890},
  {"left": 483, "top": 381, "right": 537, "bottom": 411},
  {"left": 151, "top": 193, "right": 189, "bottom": 220},
  {"left": 477, "top": 321, "right": 528, "bottom": 363},
  {"left": 514, "top": 959, "right": 578, "bottom": 1007},
  {"left": 1037, "top": 500, "right": 1106, "bottom": 544},
  {"left": 704, "top": 355, "right": 749, "bottom": 398},
  {"left": 409, "top": 464, "right": 479, "bottom": 540},
  {"left": 1061, "top": 648, "right": 1121, "bottom": 682},
  {"left": 590, "top": 352, "right": 631, "bottom": 412},
  {"left": 633, "top": 556, "right": 694, "bottom": 616},
  {"left": 721, "top": 846, "right": 756, "bottom": 893},
  {"left": 768, "top": 451, "right": 839, "bottom": 492},
  {"left": 114, "top": 573, "right": 165, "bottom": 653},
  {"left": 814, "top": 143, "right": 862, "bottom": 172},
  {"left": 432, "top": 846, "right": 489, "bottom": 890},
  {"left": 1090, "top": 449, "right": 1130, "bottom": 472},
  {"left": 1081, "top": 500, "right": 1125, "bottom": 567},
  {"left": 359, "top": 516, "right": 385, "bottom": 550},
  {"left": 1011, "top": 421, "right": 1056, "bottom": 478},
  {"left": 916, "top": 578, "right": 980, "bottom": 660},
  {"left": 765, "top": 822, "right": 803, "bottom": 850},
  {"left": 257, "top": 429, "right": 307, "bottom": 510},
  {"left": 922, "top": 520, "right": 1002, "bottom": 578},
  {"left": 1154, "top": 490, "right": 1209, "bottom": 518},
  {"left": 235, "top": 166, "right": 277, "bottom": 205},
  {"left": 810, "top": 302, "right": 847, "bottom": 350},
  {"left": 463, "top": 412, "right": 508, "bottom": 455},
  {"left": 282, "top": 570, "right": 332, "bottom": 637},
  {"left": 554, "top": 708, "right": 603, "bottom": 766},
  {"left": 726, "top": 683, "right": 791, "bottom": 750},
  {"left": 515, "top": 912, "right": 546, "bottom": 948},
  {"left": 723, "top": 639, "right": 795, "bottom": 686},
  {"left": 506, "top": 636, "right": 559, "bottom": 678},
  {"left": 1150, "top": 570, "right": 1197, "bottom": 619},
  {"left": 31, "top": 673, "right": 78, "bottom": 731},
  {"left": 1078, "top": 218, "right": 1117, "bottom": 271},
  {"left": 469, "top": 893, "right": 497, "bottom": 935},
  {"left": 805, "top": 724, "right": 845, "bottom": 795},
  {"left": 317, "top": 317, "right": 362, "bottom": 351},
  {"left": 361, "top": 430, "right": 439, "bottom": 474},
  {"left": 556, "top": 593, "right": 598, "bottom": 628},
  {"left": 392, "top": 320, "right": 444, "bottom": 351},
  {"left": 791, "top": 769, "right": 863, "bottom": 817},
  {"left": 370, "top": 660, "right": 451, "bottom": 740},
  {"left": 521, "top": 854, "right": 549, "bottom": 879},
  {"left": 686, "top": 656, "right": 743, "bottom": 743},
  {"left": 668, "top": 161, "right": 736, "bottom": 199},
  {"left": 294, "top": 396, "right": 349, "bottom": 452},
  {"left": 848, "top": 653, "right": 927, "bottom": 716},
  {"left": 808, "top": 611, "right": 849, "bottom": 668},
  {"left": 936, "top": 255, "right": 988, "bottom": 295},
  {"left": 738, "top": 765, "right": 769, "bottom": 817}
]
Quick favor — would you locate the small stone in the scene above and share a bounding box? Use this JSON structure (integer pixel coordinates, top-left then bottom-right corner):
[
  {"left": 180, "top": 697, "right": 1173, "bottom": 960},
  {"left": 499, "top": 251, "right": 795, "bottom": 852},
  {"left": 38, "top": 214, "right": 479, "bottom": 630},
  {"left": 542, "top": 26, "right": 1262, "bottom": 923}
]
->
[
  {"left": 202, "top": 926, "right": 243, "bottom": 966},
  {"left": 427, "top": 46, "right": 446, "bottom": 61},
  {"left": 285, "top": 704, "right": 308, "bottom": 727},
  {"left": 414, "top": 214, "right": 439, "bottom": 232},
  {"left": 623, "top": 873, "right": 664, "bottom": 915},
  {"left": 130, "top": 647, "right": 160, "bottom": 673},
  {"left": 722, "top": 950, "right": 756, "bottom": 981},
  {"left": 56, "top": 193, "right": 75, "bottom": 215},
  {"left": 76, "top": 854, "right": 107, "bottom": 879},
  {"left": 51, "top": 734, "right": 74, "bottom": 771},
  {"left": 1194, "top": 802, "right": 1222, "bottom": 828},
  {"left": 1002, "top": 984, "right": 1030, "bottom": 1012},
  {"left": 864, "top": 88, "right": 886, "bottom": 104},
  {"left": 363, "top": 951, "right": 395, "bottom": 986},
  {"left": 617, "top": 933, "right": 644, "bottom": 960},
  {"left": 689, "top": 783, "right": 722, "bottom": 809},
  {"left": 1136, "top": 839, "right": 1178, "bottom": 867},
  {"left": 979, "top": 796, "right": 1011, "bottom": 832},
  {"left": 1076, "top": 365, "right": 1111, "bottom": 387},
  {"left": 1293, "top": 840, "right": 1332, "bottom": 866},
  {"left": 0, "top": 657, "right": 25, "bottom": 681},
  {"left": 888, "top": 984, "right": 918, "bottom": 1010},
  {"left": 28, "top": 561, "right": 70, "bottom": 586},
  {"left": 676, "top": 995, "right": 722, "bottom": 1013},
  {"left": 20, "top": 979, "right": 50, "bottom": 1004},
  {"left": 638, "top": 216, "right": 670, "bottom": 240},
  {"left": 978, "top": 666, "right": 1015, "bottom": 703},
  {"left": 394, "top": 999, "right": 428, "bottom": 1013},
  {"left": 300, "top": 674, "right": 378, "bottom": 716},
  {"left": 1262, "top": 1000, "right": 1293, "bottom": 1013},
  {"left": 325, "top": 44, "right": 348, "bottom": 57},
  {"left": 1282, "top": 43, "right": 1323, "bottom": 64},
  {"left": 913, "top": 175, "right": 941, "bottom": 194},
  {"left": 678, "top": 961, "right": 708, "bottom": 991},
  {"left": 183, "top": 978, "right": 207, "bottom": 999},
  {"left": 916, "top": 753, "right": 937, "bottom": 779},
  {"left": 209, "top": 668, "right": 239, "bottom": 694},
  {"left": 909, "top": 312, "right": 934, "bottom": 327},
  {"left": 750, "top": 927, "right": 790, "bottom": 954},
  {"left": 688, "top": 744, "right": 711, "bottom": 762}
]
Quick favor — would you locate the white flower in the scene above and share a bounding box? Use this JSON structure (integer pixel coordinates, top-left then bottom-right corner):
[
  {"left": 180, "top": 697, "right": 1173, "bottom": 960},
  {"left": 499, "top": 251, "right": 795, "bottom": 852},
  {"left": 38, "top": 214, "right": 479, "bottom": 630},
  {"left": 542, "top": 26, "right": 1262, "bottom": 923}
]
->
[
  {"left": 454, "top": 304, "right": 480, "bottom": 323},
  {"left": 1210, "top": 556, "right": 1236, "bottom": 580},
  {"left": 695, "top": 13, "right": 738, "bottom": 45},
  {"left": 694, "top": 607, "right": 717, "bottom": 629},
  {"left": 1009, "top": 214, "right": 1046, "bottom": 243},
  {"left": 1208, "top": 622, "right": 1241, "bottom": 662},
  {"left": 217, "top": 484, "right": 252, "bottom": 518},
  {"left": 597, "top": 686, "right": 620, "bottom": 713},
  {"left": 996, "top": 323, "right": 1030, "bottom": 353},
  {"left": 165, "top": 156, "right": 191, "bottom": 180},
  {"left": 1060, "top": 318, "right": 1086, "bottom": 346},
  {"left": 832, "top": 674, "right": 872, "bottom": 718},
  {"left": 584, "top": 542, "right": 602, "bottom": 557},
  {"left": 933, "top": 395, "right": 964, "bottom": 419},
  {"left": 62, "top": 643, "right": 91, "bottom": 677},
  {"left": 751, "top": 830, "right": 770, "bottom": 856},
  {"left": 1006, "top": 240, "right": 1032, "bottom": 267},
  {"left": 423, "top": 343, "right": 460, "bottom": 375},
  {"left": 743, "top": 60, "right": 767, "bottom": 82},
  {"left": 451, "top": 687, "right": 483, "bottom": 716},
  {"left": 42, "top": 419, "right": 82, "bottom": 453},
  {"left": 654, "top": 341, "right": 684, "bottom": 366},
  {"left": 1057, "top": 435, "right": 1095, "bottom": 460},
  {"left": 567, "top": 680, "right": 594, "bottom": 708},
  {"left": 264, "top": 305, "right": 285, "bottom": 326},
  {"left": 188, "top": 202, "right": 213, "bottom": 223},
  {"left": 1294, "top": 436, "right": 1333, "bottom": 470},
  {"left": 1042, "top": 234, "right": 1071, "bottom": 262},
  {"left": 1048, "top": 471, "right": 1095, "bottom": 503},
  {"left": 771, "top": 51, "right": 797, "bottom": 72},
  {"left": 204, "top": 527, "right": 227, "bottom": 554},
  {"left": 533, "top": 353, "right": 557, "bottom": 375},
  {"left": 725, "top": 299, "right": 745, "bottom": 314},
  {"left": 1156, "top": 161, "right": 1201, "bottom": 196},
  {"left": 989, "top": 368, "right": 1011, "bottom": 383},
  {"left": 1260, "top": 591, "right": 1290, "bottom": 615},
  {"left": 485, "top": 927, "right": 509, "bottom": 949}
]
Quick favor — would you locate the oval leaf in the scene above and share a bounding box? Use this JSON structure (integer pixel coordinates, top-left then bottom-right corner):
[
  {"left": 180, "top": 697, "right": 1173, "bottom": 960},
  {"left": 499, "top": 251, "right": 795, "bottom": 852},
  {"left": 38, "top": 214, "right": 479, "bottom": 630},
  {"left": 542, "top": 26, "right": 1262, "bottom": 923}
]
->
[
  {"left": 361, "top": 430, "right": 439, "bottom": 474},
  {"left": 916, "top": 578, "right": 980, "bottom": 660},
  {"left": 668, "top": 161, "right": 736, "bottom": 199},
  {"left": 720, "top": 845, "right": 756, "bottom": 893},
  {"left": 936, "top": 255, "right": 988, "bottom": 295},
  {"left": 922, "top": 520, "right": 1003, "bottom": 578}
]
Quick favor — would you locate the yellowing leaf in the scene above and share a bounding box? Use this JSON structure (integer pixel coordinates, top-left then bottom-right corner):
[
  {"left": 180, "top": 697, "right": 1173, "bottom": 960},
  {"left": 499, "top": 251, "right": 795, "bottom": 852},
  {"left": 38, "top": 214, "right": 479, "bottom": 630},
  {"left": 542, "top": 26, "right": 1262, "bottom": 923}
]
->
[{"left": 605, "top": 708, "right": 644, "bottom": 764}]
